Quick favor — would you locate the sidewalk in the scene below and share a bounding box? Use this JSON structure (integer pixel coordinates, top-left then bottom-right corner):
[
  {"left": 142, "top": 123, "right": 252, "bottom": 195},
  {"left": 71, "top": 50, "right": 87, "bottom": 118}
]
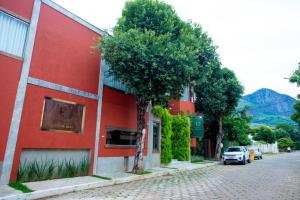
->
[{"left": 0, "top": 161, "right": 219, "bottom": 200}]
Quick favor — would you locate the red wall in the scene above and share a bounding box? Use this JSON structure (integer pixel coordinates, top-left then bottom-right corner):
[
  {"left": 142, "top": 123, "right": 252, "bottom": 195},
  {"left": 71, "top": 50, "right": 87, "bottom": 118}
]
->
[
  {"left": 10, "top": 85, "right": 98, "bottom": 181},
  {"left": 8, "top": 2, "right": 102, "bottom": 182},
  {"left": 0, "top": 0, "right": 34, "bottom": 21},
  {"left": 99, "top": 87, "right": 148, "bottom": 157},
  {"left": 169, "top": 100, "right": 195, "bottom": 115},
  {"left": 29, "top": 4, "right": 101, "bottom": 94},
  {"left": 0, "top": 54, "right": 22, "bottom": 161}
]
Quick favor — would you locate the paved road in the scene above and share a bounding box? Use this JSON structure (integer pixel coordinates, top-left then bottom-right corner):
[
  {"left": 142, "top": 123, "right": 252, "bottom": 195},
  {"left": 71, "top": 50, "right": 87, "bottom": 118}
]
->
[{"left": 48, "top": 152, "right": 300, "bottom": 200}]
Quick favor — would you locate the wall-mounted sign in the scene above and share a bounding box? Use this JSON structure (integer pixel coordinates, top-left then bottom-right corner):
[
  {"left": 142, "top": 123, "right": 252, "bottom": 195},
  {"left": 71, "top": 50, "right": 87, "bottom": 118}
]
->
[
  {"left": 41, "top": 97, "right": 85, "bottom": 133},
  {"left": 191, "top": 116, "right": 204, "bottom": 139}
]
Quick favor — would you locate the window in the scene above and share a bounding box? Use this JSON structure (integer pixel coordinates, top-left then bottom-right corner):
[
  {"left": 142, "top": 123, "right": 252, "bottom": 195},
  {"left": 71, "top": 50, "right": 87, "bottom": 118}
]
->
[
  {"left": 41, "top": 97, "right": 85, "bottom": 133},
  {"left": 0, "top": 11, "right": 28, "bottom": 57},
  {"left": 153, "top": 122, "right": 160, "bottom": 152},
  {"left": 106, "top": 127, "right": 137, "bottom": 146}
]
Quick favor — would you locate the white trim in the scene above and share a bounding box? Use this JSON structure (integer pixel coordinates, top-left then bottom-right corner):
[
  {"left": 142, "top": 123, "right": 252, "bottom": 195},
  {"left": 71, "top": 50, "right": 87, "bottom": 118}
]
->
[
  {"left": 27, "top": 77, "right": 98, "bottom": 100},
  {"left": 0, "top": 0, "right": 41, "bottom": 184},
  {"left": 93, "top": 60, "right": 105, "bottom": 174},
  {"left": 41, "top": 0, "right": 107, "bottom": 36}
]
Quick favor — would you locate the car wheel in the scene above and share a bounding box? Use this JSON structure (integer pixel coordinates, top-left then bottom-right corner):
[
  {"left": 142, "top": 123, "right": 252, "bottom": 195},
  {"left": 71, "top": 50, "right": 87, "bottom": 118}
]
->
[
  {"left": 248, "top": 158, "right": 251, "bottom": 163},
  {"left": 223, "top": 161, "right": 227, "bottom": 165},
  {"left": 241, "top": 156, "right": 246, "bottom": 165},
  {"left": 260, "top": 155, "right": 263, "bottom": 159}
]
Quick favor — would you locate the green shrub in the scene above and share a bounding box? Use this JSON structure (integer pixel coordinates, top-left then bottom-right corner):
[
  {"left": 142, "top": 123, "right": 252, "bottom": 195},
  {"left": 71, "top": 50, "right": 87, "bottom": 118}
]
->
[
  {"left": 153, "top": 105, "right": 172, "bottom": 164},
  {"left": 17, "top": 157, "right": 90, "bottom": 183},
  {"left": 9, "top": 182, "right": 33, "bottom": 193},
  {"left": 172, "top": 115, "right": 190, "bottom": 161},
  {"left": 278, "top": 137, "right": 294, "bottom": 150}
]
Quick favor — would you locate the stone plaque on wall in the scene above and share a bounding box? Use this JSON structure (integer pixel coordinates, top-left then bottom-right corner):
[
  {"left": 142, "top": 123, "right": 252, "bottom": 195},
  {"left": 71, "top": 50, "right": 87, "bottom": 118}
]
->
[{"left": 41, "top": 97, "right": 85, "bottom": 133}]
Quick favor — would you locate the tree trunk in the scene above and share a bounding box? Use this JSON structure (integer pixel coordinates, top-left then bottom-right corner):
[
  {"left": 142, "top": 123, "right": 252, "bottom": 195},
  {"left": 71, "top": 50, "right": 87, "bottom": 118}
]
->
[
  {"left": 132, "top": 97, "right": 148, "bottom": 173},
  {"left": 214, "top": 116, "right": 223, "bottom": 160}
]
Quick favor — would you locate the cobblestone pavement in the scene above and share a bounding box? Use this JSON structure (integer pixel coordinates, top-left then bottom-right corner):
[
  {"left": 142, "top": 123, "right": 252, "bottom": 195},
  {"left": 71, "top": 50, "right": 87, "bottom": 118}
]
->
[{"left": 48, "top": 152, "right": 300, "bottom": 200}]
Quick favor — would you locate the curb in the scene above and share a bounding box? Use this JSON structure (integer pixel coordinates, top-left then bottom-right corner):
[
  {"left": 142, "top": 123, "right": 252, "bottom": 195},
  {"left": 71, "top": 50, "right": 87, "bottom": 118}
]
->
[{"left": 1, "top": 162, "right": 218, "bottom": 200}]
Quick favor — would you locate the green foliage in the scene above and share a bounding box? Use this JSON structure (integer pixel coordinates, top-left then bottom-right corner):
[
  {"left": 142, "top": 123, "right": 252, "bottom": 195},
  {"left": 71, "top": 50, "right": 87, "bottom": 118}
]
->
[
  {"left": 275, "top": 123, "right": 300, "bottom": 150},
  {"left": 99, "top": 0, "right": 198, "bottom": 105},
  {"left": 289, "top": 62, "right": 300, "bottom": 87},
  {"left": 17, "top": 157, "right": 90, "bottom": 183},
  {"left": 252, "top": 126, "right": 276, "bottom": 144},
  {"left": 291, "top": 100, "right": 300, "bottom": 126},
  {"left": 191, "top": 155, "right": 204, "bottom": 163},
  {"left": 278, "top": 137, "right": 294, "bottom": 150},
  {"left": 171, "top": 115, "right": 191, "bottom": 161},
  {"left": 195, "top": 66, "right": 243, "bottom": 119},
  {"left": 92, "top": 175, "right": 112, "bottom": 180},
  {"left": 274, "top": 128, "right": 289, "bottom": 140},
  {"left": 223, "top": 107, "right": 252, "bottom": 147},
  {"left": 153, "top": 105, "right": 172, "bottom": 164},
  {"left": 9, "top": 182, "right": 33, "bottom": 193}
]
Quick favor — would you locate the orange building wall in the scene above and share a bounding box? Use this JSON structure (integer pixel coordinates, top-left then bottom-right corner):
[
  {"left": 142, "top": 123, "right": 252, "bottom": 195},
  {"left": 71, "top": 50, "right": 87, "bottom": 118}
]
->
[{"left": 169, "top": 100, "right": 195, "bottom": 115}]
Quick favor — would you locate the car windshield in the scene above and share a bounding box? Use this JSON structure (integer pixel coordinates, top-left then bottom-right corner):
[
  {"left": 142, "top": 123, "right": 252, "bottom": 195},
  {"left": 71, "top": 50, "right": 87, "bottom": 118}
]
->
[{"left": 227, "top": 147, "right": 241, "bottom": 152}]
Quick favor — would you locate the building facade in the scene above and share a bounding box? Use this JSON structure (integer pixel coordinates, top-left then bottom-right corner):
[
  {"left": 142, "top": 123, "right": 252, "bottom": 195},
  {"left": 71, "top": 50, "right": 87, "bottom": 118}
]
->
[{"left": 0, "top": 0, "right": 195, "bottom": 184}]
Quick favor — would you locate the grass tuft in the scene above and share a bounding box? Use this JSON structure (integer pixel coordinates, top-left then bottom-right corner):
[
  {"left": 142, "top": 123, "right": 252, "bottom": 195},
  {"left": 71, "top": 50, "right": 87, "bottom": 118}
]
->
[
  {"left": 92, "top": 175, "right": 112, "bottom": 180},
  {"left": 9, "top": 182, "right": 34, "bottom": 193}
]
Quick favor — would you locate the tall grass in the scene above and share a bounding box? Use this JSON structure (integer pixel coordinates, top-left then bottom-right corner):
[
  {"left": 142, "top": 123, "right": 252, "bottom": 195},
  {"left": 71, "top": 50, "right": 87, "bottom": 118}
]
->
[{"left": 17, "top": 156, "right": 90, "bottom": 183}]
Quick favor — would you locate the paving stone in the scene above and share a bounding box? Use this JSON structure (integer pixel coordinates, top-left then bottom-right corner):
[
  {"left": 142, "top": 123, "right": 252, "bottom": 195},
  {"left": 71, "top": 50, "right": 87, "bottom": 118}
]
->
[{"left": 47, "top": 152, "right": 300, "bottom": 200}]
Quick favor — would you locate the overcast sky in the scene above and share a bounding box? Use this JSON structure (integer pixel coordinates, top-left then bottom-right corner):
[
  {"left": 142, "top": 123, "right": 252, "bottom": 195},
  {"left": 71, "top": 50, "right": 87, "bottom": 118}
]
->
[{"left": 53, "top": 0, "right": 300, "bottom": 97}]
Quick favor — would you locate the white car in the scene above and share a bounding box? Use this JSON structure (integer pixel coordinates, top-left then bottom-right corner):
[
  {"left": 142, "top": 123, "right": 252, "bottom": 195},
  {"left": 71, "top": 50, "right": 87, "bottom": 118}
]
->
[
  {"left": 223, "top": 146, "right": 251, "bottom": 165},
  {"left": 252, "top": 148, "right": 263, "bottom": 159}
]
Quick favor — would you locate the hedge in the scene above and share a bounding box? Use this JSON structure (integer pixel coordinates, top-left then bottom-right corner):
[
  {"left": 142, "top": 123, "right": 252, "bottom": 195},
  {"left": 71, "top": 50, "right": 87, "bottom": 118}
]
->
[
  {"left": 153, "top": 105, "right": 172, "bottom": 164},
  {"left": 153, "top": 105, "right": 191, "bottom": 163},
  {"left": 171, "top": 115, "right": 190, "bottom": 161}
]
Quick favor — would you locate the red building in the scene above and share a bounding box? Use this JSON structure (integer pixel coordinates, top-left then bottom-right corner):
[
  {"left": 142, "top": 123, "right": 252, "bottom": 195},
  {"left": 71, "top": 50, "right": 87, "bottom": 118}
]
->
[{"left": 0, "top": 0, "right": 195, "bottom": 184}]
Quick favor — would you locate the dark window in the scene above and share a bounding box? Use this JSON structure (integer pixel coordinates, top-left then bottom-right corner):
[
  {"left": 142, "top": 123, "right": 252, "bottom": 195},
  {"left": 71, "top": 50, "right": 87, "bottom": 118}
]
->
[
  {"left": 227, "top": 147, "right": 242, "bottom": 152},
  {"left": 153, "top": 122, "right": 160, "bottom": 152},
  {"left": 106, "top": 128, "right": 137, "bottom": 146}
]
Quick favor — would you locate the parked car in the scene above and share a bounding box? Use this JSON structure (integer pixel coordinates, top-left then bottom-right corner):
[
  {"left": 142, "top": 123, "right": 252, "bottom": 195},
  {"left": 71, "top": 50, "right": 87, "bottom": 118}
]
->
[
  {"left": 252, "top": 148, "right": 263, "bottom": 159},
  {"left": 223, "top": 146, "right": 251, "bottom": 165}
]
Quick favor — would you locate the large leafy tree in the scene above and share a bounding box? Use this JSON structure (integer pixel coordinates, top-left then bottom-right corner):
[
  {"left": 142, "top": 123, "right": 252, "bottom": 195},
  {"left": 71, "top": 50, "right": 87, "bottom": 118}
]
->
[
  {"left": 99, "top": 0, "right": 197, "bottom": 173},
  {"left": 195, "top": 65, "right": 244, "bottom": 159},
  {"left": 223, "top": 107, "right": 252, "bottom": 147},
  {"left": 252, "top": 126, "right": 276, "bottom": 144}
]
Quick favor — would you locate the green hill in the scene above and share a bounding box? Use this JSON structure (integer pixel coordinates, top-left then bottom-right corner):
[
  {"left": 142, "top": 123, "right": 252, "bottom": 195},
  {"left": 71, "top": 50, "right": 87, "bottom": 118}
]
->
[{"left": 238, "top": 88, "right": 297, "bottom": 127}]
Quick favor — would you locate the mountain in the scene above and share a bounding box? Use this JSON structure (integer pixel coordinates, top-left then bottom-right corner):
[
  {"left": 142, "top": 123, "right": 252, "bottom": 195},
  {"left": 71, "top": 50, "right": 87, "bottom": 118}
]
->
[{"left": 238, "top": 88, "right": 297, "bottom": 127}]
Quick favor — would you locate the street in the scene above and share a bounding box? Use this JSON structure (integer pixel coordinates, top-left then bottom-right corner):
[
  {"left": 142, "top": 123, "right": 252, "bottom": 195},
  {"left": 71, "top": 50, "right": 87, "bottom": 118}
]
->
[{"left": 48, "top": 152, "right": 300, "bottom": 200}]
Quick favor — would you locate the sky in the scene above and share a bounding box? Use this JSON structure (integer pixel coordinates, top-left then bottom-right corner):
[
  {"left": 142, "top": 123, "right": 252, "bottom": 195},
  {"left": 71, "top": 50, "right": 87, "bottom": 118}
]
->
[{"left": 53, "top": 0, "right": 300, "bottom": 97}]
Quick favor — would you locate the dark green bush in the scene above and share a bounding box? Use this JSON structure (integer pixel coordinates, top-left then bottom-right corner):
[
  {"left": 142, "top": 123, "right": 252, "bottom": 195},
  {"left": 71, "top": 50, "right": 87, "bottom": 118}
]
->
[
  {"left": 171, "top": 115, "right": 190, "bottom": 161},
  {"left": 278, "top": 137, "right": 294, "bottom": 151},
  {"left": 153, "top": 105, "right": 172, "bottom": 164}
]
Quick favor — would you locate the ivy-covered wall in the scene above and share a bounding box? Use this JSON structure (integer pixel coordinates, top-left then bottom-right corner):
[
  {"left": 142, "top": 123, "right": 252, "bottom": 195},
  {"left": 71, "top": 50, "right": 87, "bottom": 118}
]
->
[{"left": 153, "top": 105, "right": 191, "bottom": 164}]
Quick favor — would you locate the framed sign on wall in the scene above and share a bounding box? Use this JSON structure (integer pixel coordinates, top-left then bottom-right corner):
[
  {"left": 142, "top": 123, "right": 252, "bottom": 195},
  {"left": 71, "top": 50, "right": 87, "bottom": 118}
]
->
[{"left": 41, "top": 97, "right": 86, "bottom": 133}]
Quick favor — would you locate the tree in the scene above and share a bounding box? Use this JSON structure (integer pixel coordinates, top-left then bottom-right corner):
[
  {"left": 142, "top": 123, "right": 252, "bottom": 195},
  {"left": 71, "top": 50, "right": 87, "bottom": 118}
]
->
[
  {"left": 278, "top": 138, "right": 294, "bottom": 151},
  {"left": 99, "top": 0, "right": 197, "bottom": 173},
  {"left": 289, "top": 62, "right": 300, "bottom": 87},
  {"left": 274, "top": 128, "right": 290, "bottom": 140},
  {"left": 195, "top": 65, "right": 244, "bottom": 159},
  {"left": 223, "top": 107, "right": 252, "bottom": 147},
  {"left": 276, "top": 123, "right": 300, "bottom": 149},
  {"left": 252, "top": 126, "right": 276, "bottom": 144}
]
